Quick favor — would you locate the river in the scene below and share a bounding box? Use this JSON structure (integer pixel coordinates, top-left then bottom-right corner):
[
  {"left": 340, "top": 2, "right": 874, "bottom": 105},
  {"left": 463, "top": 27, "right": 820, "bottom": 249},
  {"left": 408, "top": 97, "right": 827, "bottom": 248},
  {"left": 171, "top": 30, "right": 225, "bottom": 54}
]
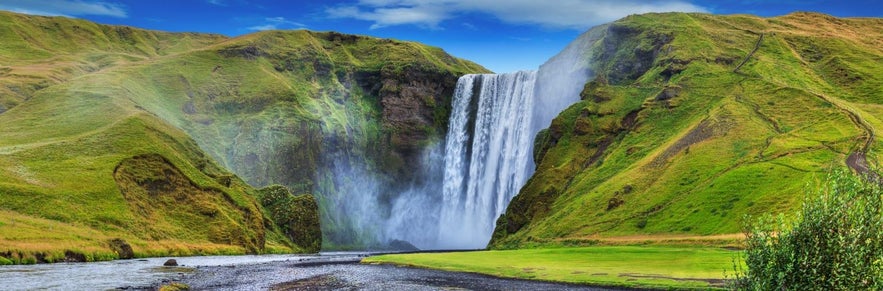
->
[{"left": 0, "top": 252, "right": 612, "bottom": 290}]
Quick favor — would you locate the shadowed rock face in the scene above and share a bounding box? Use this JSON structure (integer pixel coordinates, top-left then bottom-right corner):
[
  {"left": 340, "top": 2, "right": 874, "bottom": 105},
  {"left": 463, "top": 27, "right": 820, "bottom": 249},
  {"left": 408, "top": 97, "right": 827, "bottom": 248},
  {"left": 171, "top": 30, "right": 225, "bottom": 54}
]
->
[{"left": 374, "top": 66, "right": 460, "bottom": 178}]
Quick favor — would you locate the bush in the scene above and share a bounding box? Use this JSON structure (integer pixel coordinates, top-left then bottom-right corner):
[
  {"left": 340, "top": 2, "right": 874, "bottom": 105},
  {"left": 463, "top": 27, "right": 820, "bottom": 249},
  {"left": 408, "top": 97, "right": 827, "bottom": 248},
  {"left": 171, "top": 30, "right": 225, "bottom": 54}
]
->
[{"left": 733, "top": 169, "right": 883, "bottom": 290}]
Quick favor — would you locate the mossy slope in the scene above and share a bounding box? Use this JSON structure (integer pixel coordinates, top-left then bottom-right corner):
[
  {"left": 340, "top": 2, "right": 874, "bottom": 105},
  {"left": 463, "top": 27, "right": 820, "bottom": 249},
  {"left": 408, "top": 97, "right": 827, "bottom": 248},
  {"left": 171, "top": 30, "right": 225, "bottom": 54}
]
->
[{"left": 492, "top": 12, "right": 882, "bottom": 248}]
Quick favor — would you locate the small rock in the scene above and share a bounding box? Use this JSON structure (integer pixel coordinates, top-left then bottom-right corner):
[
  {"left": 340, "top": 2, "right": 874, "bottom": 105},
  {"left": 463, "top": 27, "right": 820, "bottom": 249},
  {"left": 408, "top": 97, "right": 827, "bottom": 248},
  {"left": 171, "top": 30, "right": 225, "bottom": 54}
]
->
[{"left": 164, "top": 259, "right": 178, "bottom": 266}]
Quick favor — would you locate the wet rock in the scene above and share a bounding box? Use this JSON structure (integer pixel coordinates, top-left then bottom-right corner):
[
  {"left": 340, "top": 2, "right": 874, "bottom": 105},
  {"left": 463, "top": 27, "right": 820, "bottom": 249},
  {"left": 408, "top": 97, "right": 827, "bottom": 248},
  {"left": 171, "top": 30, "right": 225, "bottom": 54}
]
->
[
  {"left": 164, "top": 259, "right": 178, "bottom": 266},
  {"left": 108, "top": 238, "right": 134, "bottom": 259},
  {"left": 64, "top": 250, "right": 87, "bottom": 262}
]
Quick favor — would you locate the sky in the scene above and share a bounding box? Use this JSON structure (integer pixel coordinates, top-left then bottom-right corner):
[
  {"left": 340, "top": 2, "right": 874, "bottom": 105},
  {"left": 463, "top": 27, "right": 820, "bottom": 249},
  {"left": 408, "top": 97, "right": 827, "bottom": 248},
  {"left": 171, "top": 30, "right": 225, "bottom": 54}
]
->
[{"left": 0, "top": 0, "right": 880, "bottom": 73}]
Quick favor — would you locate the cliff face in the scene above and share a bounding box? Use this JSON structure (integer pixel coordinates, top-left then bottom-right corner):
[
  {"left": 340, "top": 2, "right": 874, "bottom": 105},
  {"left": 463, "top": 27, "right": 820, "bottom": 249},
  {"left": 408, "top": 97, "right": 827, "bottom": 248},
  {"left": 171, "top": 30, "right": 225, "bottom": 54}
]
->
[
  {"left": 0, "top": 10, "right": 487, "bottom": 260},
  {"left": 491, "top": 12, "right": 883, "bottom": 248}
]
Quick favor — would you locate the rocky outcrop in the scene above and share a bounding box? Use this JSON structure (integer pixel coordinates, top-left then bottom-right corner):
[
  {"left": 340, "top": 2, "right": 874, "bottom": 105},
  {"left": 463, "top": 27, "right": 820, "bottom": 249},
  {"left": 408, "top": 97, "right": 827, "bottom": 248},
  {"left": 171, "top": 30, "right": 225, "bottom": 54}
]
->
[
  {"left": 361, "top": 65, "right": 461, "bottom": 178},
  {"left": 595, "top": 22, "right": 672, "bottom": 84}
]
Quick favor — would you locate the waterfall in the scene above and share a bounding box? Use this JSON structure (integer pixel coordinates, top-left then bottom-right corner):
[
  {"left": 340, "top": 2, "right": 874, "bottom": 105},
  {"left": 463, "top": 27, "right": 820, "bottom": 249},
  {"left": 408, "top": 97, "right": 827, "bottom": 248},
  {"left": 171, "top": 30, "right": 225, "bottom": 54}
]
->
[
  {"left": 435, "top": 27, "right": 602, "bottom": 249},
  {"left": 312, "top": 26, "right": 603, "bottom": 250},
  {"left": 437, "top": 71, "right": 538, "bottom": 249}
]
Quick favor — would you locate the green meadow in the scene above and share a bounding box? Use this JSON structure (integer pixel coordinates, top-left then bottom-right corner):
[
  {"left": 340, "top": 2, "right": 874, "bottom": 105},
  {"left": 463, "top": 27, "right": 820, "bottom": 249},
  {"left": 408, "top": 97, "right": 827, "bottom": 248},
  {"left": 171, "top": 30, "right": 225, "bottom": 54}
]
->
[{"left": 365, "top": 246, "right": 741, "bottom": 289}]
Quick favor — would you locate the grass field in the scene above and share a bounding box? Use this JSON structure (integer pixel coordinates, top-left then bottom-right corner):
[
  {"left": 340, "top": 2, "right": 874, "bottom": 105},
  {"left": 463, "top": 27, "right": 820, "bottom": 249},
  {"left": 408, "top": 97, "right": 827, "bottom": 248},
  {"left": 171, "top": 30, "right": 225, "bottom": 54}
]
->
[{"left": 364, "top": 244, "right": 741, "bottom": 289}]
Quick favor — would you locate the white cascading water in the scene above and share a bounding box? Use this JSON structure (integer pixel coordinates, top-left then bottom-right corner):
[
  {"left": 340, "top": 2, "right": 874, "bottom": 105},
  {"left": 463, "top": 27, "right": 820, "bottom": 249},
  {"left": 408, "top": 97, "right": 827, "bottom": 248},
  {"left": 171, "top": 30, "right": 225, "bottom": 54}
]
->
[
  {"left": 435, "top": 26, "right": 602, "bottom": 249},
  {"left": 438, "top": 71, "right": 538, "bottom": 249}
]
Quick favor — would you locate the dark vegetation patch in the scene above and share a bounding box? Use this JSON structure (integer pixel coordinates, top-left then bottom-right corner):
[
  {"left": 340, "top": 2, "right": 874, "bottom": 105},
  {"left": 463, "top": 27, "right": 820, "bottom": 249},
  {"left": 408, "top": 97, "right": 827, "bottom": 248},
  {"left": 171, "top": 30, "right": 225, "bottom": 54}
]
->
[
  {"left": 218, "top": 45, "right": 265, "bottom": 60},
  {"left": 257, "top": 185, "right": 322, "bottom": 252}
]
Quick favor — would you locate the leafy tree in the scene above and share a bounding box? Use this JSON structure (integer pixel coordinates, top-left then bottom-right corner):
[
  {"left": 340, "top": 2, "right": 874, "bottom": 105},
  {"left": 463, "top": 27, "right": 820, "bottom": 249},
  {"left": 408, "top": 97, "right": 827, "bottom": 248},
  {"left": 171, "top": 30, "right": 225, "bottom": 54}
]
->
[{"left": 734, "top": 169, "right": 883, "bottom": 290}]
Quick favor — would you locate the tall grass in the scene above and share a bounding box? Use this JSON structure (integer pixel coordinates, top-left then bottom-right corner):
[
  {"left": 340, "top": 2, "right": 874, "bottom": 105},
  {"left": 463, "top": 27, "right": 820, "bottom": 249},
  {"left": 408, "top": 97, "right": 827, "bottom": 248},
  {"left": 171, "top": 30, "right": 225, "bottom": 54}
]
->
[{"left": 734, "top": 169, "right": 883, "bottom": 290}]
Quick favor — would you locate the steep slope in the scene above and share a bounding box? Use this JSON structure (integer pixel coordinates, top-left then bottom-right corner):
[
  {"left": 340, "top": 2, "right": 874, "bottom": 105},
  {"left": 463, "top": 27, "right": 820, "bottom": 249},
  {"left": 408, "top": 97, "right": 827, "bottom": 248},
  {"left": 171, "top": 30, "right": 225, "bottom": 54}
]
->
[{"left": 491, "top": 12, "right": 883, "bottom": 248}]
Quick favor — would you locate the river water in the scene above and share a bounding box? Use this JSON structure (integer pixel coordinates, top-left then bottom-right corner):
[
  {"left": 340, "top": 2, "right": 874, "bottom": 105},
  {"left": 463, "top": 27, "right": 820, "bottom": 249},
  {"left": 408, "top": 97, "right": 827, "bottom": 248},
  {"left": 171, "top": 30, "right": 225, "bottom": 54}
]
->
[
  {"left": 0, "top": 252, "right": 368, "bottom": 290},
  {"left": 0, "top": 252, "right": 610, "bottom": 290}
]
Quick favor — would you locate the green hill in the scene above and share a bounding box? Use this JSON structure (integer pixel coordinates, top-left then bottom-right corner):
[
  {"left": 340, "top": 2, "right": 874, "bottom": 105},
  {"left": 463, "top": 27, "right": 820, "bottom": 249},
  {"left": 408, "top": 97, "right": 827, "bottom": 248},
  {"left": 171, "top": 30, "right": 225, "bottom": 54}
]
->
[
  {"left": 491, "top": 12, "right": 883, "bottom": 248},
  {"left": 0, "top": 11, "right": 486, "bottom": 263}
]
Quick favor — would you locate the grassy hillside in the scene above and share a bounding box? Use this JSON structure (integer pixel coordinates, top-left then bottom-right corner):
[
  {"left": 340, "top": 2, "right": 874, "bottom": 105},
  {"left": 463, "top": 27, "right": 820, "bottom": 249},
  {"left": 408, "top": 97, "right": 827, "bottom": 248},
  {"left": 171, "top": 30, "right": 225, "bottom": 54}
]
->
[
  {"left": 0, "top": 11, "right": 485, "bottom": 262},
  {"left": 0, "top": 11, "right": 224, "bottom": 115},
  {"left": 491, "top": 12, "right": 883, "bottom": 248}
]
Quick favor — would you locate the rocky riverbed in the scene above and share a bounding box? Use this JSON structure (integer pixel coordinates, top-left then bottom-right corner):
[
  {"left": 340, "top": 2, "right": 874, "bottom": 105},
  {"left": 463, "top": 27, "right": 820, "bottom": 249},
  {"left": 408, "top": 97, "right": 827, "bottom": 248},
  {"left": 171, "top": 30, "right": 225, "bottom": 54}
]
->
[{"left": 178, "top": 252, "right": 616, "bottom": 291}]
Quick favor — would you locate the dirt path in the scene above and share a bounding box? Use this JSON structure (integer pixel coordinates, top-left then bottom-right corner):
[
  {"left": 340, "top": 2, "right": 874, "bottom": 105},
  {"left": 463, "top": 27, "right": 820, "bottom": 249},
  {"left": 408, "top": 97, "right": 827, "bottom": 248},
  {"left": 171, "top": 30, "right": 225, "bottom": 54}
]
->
[
  {"left": 734, "top": 32, "right": 765, "bottom": 73},
  {"left": 811, "top": 92, "right": 879, "bottom": 182}
]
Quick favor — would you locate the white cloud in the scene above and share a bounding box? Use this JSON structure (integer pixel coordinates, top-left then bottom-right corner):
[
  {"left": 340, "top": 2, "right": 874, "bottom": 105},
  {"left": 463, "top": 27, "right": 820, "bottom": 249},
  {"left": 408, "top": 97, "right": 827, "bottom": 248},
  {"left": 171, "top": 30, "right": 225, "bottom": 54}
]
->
[
  {"left": 247, "top": 16, "right": 307, "bottom": 31},
  {"left": 0, "top": 0, "right": 127, "bottom": 18},
  {"left": 207, "top": 0, "right": 225, "bottom": 6},
  {"left": 328, "top": 4, "right": 447, "bottom": 29},
  {"left": 327, "top": 0, "right": 707, "bottom": 30}
]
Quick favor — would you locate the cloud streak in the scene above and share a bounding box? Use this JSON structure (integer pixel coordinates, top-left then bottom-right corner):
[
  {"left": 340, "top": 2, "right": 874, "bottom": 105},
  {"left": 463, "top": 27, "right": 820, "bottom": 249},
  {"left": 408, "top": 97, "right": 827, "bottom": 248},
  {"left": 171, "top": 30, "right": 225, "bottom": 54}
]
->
[
  {"left": 0, "top": 0, "right": 127, "bottom": 18},
  {"left": 247, "top": 16, "right": 306, "bottom": 31},
  {"left": 327, "top": 0, "right": 707, "bottom": 29}
]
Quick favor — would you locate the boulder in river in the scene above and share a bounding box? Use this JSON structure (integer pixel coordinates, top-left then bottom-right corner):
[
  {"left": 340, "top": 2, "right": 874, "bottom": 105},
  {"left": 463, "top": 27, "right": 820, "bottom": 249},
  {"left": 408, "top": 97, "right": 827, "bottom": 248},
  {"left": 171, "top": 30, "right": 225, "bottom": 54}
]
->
[
  {"left": 108, "top": 238, "right": 134, "bottom": 259},
  {"left": 163, "top": 259, "right": 178, "bottom": 266}
]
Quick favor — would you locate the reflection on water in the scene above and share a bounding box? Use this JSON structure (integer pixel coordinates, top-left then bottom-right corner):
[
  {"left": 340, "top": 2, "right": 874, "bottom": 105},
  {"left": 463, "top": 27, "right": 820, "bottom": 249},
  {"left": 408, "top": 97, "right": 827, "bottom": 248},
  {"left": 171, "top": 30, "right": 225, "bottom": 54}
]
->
[{"left": 0, "top": 253, "right": 366, "bottom": 290}]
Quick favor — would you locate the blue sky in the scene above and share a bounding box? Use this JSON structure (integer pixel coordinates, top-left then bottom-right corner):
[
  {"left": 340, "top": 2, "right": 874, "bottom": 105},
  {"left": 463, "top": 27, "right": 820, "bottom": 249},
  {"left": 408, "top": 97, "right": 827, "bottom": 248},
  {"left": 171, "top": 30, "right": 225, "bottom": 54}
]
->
[{"left": 0, "top": 0, "right": 880, "bottom": 73}]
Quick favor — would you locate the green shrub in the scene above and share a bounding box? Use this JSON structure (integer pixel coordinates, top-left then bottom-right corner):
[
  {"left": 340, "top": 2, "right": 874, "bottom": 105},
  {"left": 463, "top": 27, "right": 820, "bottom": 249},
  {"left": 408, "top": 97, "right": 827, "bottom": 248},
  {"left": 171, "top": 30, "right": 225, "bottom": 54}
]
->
[{"left": 733, "top": 169, "right": 883, "bottom": 290}]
